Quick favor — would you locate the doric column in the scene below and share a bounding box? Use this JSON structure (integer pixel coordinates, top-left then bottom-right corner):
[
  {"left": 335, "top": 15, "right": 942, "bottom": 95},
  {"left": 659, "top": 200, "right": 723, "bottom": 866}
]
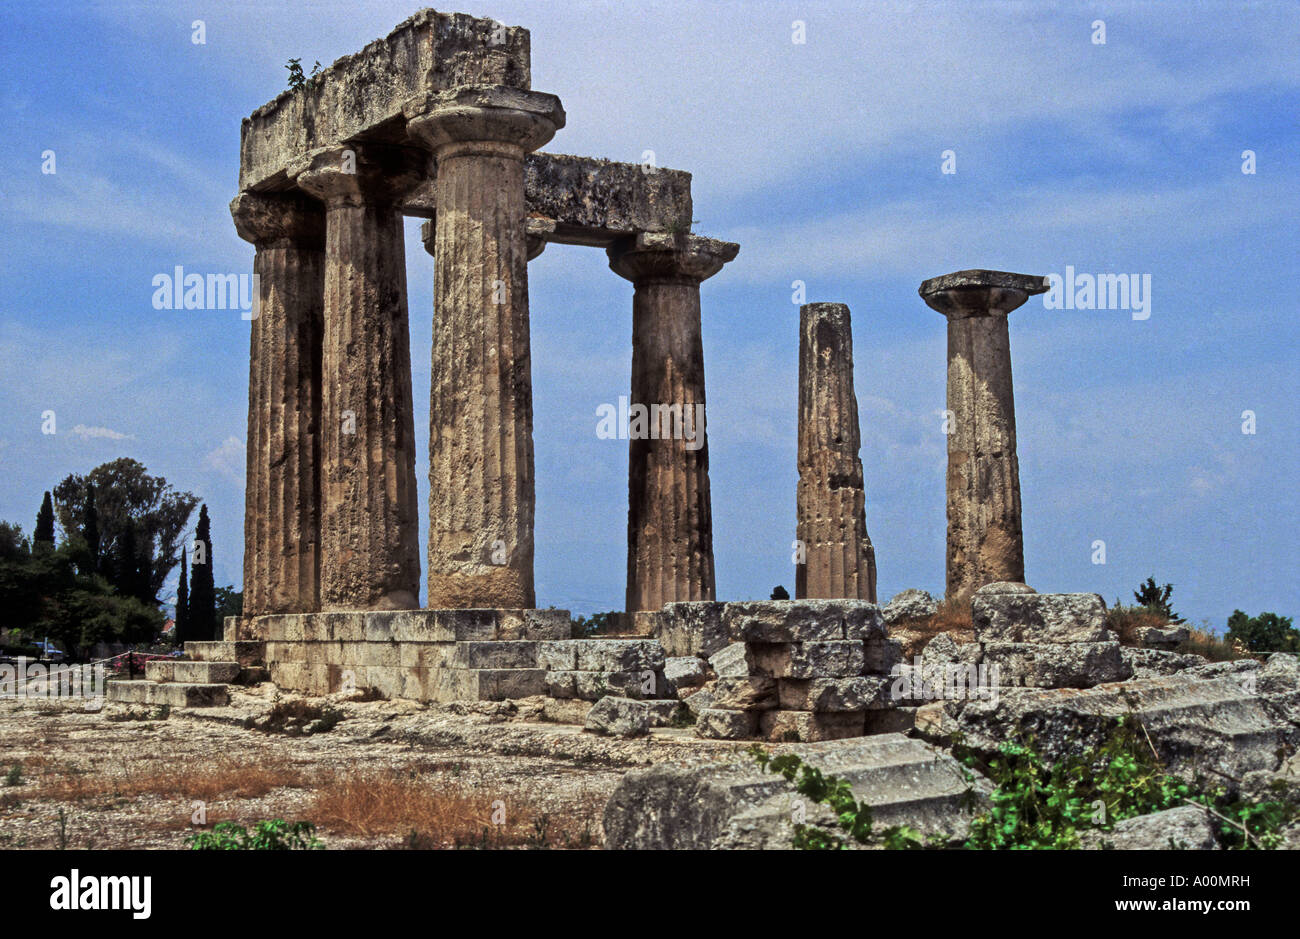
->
[
  {"left": 795, "top": 302, "right": 877, "bottom": 602},
  {"left": 292, "top": 145, "right": 425, "bottom": 611},
  {"left": 608, "top": 232, "right": 739, "bottom": 612},
  {"left": 919, "top": 269, "right": 1049, "bottom": 600},
  {"left": 230, "top": 191, "right": 325, "bottom": 617},
  {"left": 406, "top": 86, "right": 565, "bottom": 609}
]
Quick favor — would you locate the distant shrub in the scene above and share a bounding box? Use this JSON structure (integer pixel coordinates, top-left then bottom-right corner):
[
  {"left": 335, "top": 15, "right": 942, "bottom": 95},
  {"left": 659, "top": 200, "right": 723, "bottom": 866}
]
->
[{"left": 1224, "top": 610, "right": 1300, "bottom": 655}]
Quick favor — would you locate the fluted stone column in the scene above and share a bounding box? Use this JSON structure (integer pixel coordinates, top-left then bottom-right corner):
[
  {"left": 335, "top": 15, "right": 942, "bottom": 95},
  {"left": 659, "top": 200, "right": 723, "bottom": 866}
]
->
[
  {"left": 608, "top": 232, "right": 739, "bottom": 612},
  {"left": 292, "top": 145, "right": 425, "bottom": 611},
  {"left": 230, "top": 191, "right": 325, "bottom": 616},
  {"left": 795, "top": 302, "right": 877, "bottom": 602},
  {"left": 406, "top": 86, "right": 565, "bottom": 609},
  {"left": 919, "top": 269, "right": 1049, "bottom": 600}
]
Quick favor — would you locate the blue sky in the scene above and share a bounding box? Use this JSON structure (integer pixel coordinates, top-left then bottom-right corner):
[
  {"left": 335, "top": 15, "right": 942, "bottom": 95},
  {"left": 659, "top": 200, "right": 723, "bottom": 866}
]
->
[{"left": 0, "top": 1, "right": 1296, "bottom": 628}]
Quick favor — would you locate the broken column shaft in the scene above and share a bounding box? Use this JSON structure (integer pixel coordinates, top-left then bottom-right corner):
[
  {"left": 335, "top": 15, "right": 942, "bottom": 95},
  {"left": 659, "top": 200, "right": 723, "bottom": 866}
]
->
[
  {"left": 608, "top": 232, "right": 738, "bottom": 612},
  {"left": 795, "top": 302, "right": 877, "bottom": 602},
  {"left": 406, "top": 86, "right": 565, "bottom": 609},
  {"left": 293, "top": 145, "right": 424, "bottom": 611},
  {"left": 919, "top": 269, "right": 1048, "bottom": 600},
  {"left": 230, "top": 191, "right": 325, "bottom": 616}
]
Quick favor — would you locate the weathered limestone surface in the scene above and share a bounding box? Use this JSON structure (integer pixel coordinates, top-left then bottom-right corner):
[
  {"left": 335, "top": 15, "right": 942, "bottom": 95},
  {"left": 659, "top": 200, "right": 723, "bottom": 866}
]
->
[
  {"left": 238, "top": 10, "right": 532, "bottom": 191},
  {"left": 603, "top": 734, "right": 990, "bottom": 849},
  {"left": 796, "top": 303, "right": 877, "bottom": 602},
  {"left": 231, "top": 192, "right": 325, "bottom": 617},
  {"left": 293, "top": 146, "right": 424, "bottom": 611},
  {"left": 406, "top": 85, "right": 564, "bottom": 609},
  {"left": 609, "top": 232, "right": 738, "bottom": 612},
  {"left": 926, "top": 662, "right": 1300, "bottom": 795},
  {"left": 919, "top": 270, "right": 1048, "bottom": 600}
]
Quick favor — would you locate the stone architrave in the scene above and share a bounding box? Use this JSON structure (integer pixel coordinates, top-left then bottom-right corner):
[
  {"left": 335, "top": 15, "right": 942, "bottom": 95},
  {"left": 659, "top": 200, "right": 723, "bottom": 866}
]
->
[
  {"left": 405, "top": 86, "right": 565, "bottom": 609},
  {"left": 919, "top": 269, "right": 1049, "bottom": 600},
  {"left": 795, "top": 302, "right": 877, "bottom": 602},
  {"left": 608, "top": 233, "right": 739, "bottom": 612},
  {"left": 292, "top": 144, "right": 425, "bottom": 611},
  {"left": 230, "top": 191, "right": 326, "bottom": 616}
]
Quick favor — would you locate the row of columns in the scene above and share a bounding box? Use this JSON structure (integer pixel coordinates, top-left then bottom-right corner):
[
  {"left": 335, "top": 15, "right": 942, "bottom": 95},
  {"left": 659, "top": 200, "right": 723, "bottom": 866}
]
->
[{"left": 234, "top": 85, "right": 738, "bottom": 616}]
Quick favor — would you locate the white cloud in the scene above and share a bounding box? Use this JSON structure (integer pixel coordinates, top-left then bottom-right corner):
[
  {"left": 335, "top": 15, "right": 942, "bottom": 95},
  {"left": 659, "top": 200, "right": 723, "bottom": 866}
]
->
[
  {"left": 204, "top": 436, "right": 245, "bottom": 483},
  {"left": 70, "top": 424, "right": 133, "bottom": 441}
]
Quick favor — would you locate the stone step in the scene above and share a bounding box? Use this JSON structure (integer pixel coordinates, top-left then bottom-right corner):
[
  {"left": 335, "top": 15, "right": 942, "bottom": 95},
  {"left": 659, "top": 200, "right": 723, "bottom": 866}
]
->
[
  {"left": 423, "top": 668, "right": 547, "bottom": 703},
  {"left": 602, "top": 733, "right": 989, "bottom": 849},
  {"left": 107, "top": 680, "right": 229, "bottom": 708},
  {"left": 184, "top": 640, "right": 266, "bottom": 667},
  {"left": 146, "top": 660, "right": 243, "bottom": 684}
]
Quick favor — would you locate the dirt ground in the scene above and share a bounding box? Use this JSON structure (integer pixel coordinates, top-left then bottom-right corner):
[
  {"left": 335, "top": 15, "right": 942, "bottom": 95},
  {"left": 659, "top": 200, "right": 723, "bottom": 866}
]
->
[{"left": 0, "top": 684, "right": 747, "bottom": 850}]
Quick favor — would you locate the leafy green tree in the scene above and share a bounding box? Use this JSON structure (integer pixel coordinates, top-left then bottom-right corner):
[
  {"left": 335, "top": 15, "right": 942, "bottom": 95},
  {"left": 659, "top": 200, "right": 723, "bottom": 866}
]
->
[
  {"left": 53, "top": 458, "right": 197, "bottom": 604},
  {"left": 34, "top": 492, "right": 55, "bottom": 551},
  {"left": 215, "top": 584, "right": 243, "bottom": 622},
  {"left": 1133, "top": 576, "right": 1179, "bottom": 621},
  {"left": 174, "top": 548, "right": 190, "bottom": 645},
  {"left": 285, "top": 58, "right": 305, "bottom": 89},
  {"left": 1225, "top": 610, "right": 1299, "bottom": 654},
  {"left": 0, "top": 524, "right": 161, "bottom": 656},
  {"left": 81, "top": 484, "right": 101, "bottom": 576},
  {"left": 189, "top": 505, "right": 217, "bottom": 640}
]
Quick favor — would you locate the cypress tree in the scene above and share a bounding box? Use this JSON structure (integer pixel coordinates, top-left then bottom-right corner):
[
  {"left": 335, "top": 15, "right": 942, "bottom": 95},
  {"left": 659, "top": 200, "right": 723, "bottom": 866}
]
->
[
  {"left": 174, "top": 547, "right": 190, "bottom": 646},
  {"left": 34, "top": 491, "right": 55, "bottom": 551},
  {"left": 189, "top": 505, "right": 217, "bottom": 640}
]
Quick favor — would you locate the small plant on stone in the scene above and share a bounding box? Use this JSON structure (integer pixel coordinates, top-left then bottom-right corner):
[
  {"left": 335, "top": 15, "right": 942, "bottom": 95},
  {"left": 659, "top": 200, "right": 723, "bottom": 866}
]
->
[
  {"left": 188, "top": 819, "right": 322, "bottom": 850},
  {"left": 3, "top": 763, "right": 22, "bottom": 787},
  {"left": 285, "top": 58, "right": 305, "bottom": 89}
]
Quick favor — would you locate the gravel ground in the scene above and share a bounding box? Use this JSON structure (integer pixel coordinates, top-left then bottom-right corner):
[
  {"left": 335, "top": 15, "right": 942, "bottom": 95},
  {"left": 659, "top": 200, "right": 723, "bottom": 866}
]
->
[{"left": 0, "top": 684, "right": 749, "bottom": 850}]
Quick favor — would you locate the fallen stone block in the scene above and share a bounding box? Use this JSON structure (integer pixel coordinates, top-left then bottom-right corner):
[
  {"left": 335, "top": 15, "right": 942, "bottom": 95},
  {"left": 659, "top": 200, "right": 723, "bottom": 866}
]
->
[
  {"left": 948, "top": 672, "right": 1299, "bottom": 794},
  {"left": 657, "top": 601, "right": 732, "bottom": 657},
  {"left": 695, "top": 708, "right": 757, "bottom": 740},
  {"left": 747, "top": 641, "right": 865, "bottom": 679},
  {"left": 573, "top": 639, "right": 666, "bottom": 673},
  {"left": 1136, "top": 624, "right": 1190, "bottom": 650},
  {"left": 709, "top": 642, "right": 749, "bottom": 678},
  {"left": 972, "top": 591, "right": 1111, "bottom": 643},
  {"left": 603, "top": 734, "right": 990, "bottom": 849},
  {"left": 759, "top": 709, "right": 865, "bottom": 742},
  {"left": 585, "top": 696, "right": 650, "bottom": 737},
  {"left": 574, "top": 668, "right": 662, "bottom": 700},
  {"left": 664, "top": 655, "right": 709, "bottom": 690},
  {"left": 1081, "top": 805, "right": 1219, "bottom": 850},
  {"left": 726, "top": 600, "right": 884, "bottom": 643},
  {"left": 644, "top": 699, "right": 689, "bottom": 727},
  {"left": 882, "top": 588, "right": 939, "bottom": 625},
  {"left": 711, "top": 676, "right": 778, "bottom": 711},
  {"left": 982, "top": 640, "right": 1131, "bottom": 689},
  {"left": 683, "top": 688, "right": 716, "bottom": 716},
  {"left": 777, "top": 676, "right": 890, "bottom": 712},
  {"left": 1259, "top": 653, "right": 1300, "bottom": 695}
]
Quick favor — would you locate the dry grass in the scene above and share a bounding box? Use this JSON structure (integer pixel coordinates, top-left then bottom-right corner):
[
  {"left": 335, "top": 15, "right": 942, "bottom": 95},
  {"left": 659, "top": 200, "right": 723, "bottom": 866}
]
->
[
  {"left": 1105, "top": 605, "right": 1173, "bottom": 647},
  {"left": 306, "top": 768, "right": 602, "bottom": 849},
  {"left": 890, "top": 598, "right": 975, "bottom": 658},
  {"left": 37, "top": 755, "right": 308, "bottom": 803},
  {"left": 1179, "top": 626, "right": 1252, "bottom": 662}
]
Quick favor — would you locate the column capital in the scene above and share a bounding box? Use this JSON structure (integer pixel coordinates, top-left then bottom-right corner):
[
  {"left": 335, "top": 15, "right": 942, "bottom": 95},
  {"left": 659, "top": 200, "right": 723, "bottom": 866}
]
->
[
  {"left": 404, "top": 85, "right": 564, "bottom": 157},
  {"left": 290, "top": 144, "right": 429, "bottom": 208},
  {"left": 608, "top": 232, "right": 739, "bottom": 286},
  {"left": 919, "top": 269, "right": 1049, "bottom": 319},
  {"left": 229, "top": 190, "right": 325, "bottom": 249},
  {"left": 420, "top": 215, "right": 552, "bottom": 260}
]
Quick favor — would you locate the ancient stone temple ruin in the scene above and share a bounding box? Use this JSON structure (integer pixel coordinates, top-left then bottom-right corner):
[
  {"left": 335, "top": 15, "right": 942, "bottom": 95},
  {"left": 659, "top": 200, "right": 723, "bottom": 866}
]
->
[{"left": 110, "top": 12, "right": 1096, "bottom": 751}]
